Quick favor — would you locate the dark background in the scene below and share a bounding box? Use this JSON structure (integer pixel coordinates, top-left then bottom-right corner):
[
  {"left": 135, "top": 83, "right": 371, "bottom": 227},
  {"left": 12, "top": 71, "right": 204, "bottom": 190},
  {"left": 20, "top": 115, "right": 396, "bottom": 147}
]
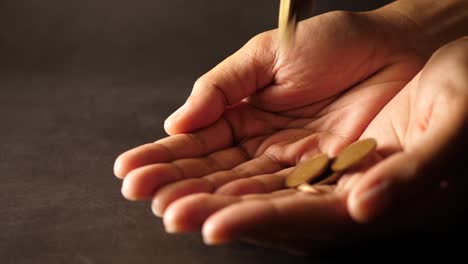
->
[{"left": 6, "top": 0, "right": 461, "bottom": 263}]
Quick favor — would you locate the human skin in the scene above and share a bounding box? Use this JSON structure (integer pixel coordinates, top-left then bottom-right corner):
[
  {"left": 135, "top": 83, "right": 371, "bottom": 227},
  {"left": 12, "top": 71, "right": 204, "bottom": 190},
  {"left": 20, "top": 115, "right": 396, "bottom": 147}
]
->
[{"left": 113, "top": 0, "right": 468, "bottom": 253}]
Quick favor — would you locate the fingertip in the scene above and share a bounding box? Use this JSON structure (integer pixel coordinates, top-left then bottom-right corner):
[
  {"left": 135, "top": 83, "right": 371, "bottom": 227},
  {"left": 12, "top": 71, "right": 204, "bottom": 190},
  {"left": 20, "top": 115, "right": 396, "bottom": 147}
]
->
[
  {"left": 151, "top": 196, "right": 164, "bottom": 217},
  {"left": 121, "top": 177, "right": 143, "bottom": 201},
  {"left": 347, "top": 153, "right": 420, "bottom": 223},
  {"left": 163, "top": 118, "right": 176, "bottom": 135},
  {"left": 202, "top": 200, "right": 269, "bottom": 245},
  {"left": 162, "top": 204, "right": 185, "bottom": 233},
  {"left": 113, "top": 147, "right": 151, "bottom": 179},
  {"left": 152, "top": 179, "right": 216, "bottom": 218},
  {"left": 113, "top": 154, "right": 125, "bottom": 179},
  {"left": 347, "top": 180, "right": 391, "bottom": 223},
  {"left": 166, "top": 87, "right": 226, "bottom": 135},
  {"left": 347, "top": 190, "right": 367, "bottom": 223},
  {"left": 164, "top": 102, "right": 188, "bottom": 135},
  {"left": 201, "top": 204, "right": 242, "bottom": 246},
  {"left": 202, "top": 220, "right": 231, "bottom": 246},
  {"left": 114, "top": 150, "right": 139, "bottom": 179},
  {"left": 163, "top": 119, "right": 185, "bottom": 135},
  {"left": 162, "top": 193, "right": 214, "bottom": 234}
]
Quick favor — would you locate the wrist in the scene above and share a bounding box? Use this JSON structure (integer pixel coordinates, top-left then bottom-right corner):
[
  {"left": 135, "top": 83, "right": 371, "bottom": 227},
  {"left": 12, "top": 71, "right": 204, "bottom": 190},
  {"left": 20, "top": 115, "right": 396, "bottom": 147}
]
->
[{"left": 373, "top": 0, "right": 468, "bottom": 56}]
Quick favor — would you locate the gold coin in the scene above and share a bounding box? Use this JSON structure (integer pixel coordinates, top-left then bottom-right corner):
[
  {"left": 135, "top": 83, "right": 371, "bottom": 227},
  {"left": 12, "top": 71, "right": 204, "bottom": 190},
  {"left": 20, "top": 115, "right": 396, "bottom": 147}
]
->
[
  {"left": 278, "top": 0, "right": 315, "bottom": 51},
  {"left": 285, "top": 154, "right": 330, "bottom": 188},
  {"left": 278, "top": 0, "right": 297, "bottom": 50},
  {"left": 331, "top": 138, "right": 377, "bottom": 172}
]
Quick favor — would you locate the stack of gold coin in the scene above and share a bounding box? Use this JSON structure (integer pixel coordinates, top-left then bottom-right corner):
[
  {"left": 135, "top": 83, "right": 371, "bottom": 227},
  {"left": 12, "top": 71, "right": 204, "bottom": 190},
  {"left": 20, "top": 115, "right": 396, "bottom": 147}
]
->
[{"left": 285, "top": 138, "right": 378, "bottom": 192}]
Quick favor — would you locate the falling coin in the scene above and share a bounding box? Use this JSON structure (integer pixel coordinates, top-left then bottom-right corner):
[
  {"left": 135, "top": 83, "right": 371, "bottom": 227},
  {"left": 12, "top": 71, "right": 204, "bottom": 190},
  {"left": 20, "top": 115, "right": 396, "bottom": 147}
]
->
[
  {"left": 331, "top": 138, "right": 377, "bottom": 172},
  {"left": 278, "top": 0, "right": 297, "bottom": 50},
  {"left": 285, "top": 153, "right": 330, "bottom": 188},
  {"left": 278, "top": 0, "right": 315, "bottom": 51}
]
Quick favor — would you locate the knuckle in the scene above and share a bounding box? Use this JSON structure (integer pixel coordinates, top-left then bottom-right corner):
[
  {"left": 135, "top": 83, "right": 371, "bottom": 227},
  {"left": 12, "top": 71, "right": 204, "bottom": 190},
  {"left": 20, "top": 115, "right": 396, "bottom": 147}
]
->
[
  {"left": 193, "top": 75, "right": 229, "bottom": 106},
  {"left": 246, "top": 31, "right": 277, "bottom": 61},
  {"left": 248, "top": 31, "right": 273, "bottom": 48}
]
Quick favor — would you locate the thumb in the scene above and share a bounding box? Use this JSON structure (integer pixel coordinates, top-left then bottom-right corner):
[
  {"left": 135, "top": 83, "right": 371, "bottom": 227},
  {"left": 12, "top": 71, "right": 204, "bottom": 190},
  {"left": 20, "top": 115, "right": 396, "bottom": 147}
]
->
[
  {"left": 348, "top": 118, "right": 467, "bottom": 223},
  {"left": 164, "top": 32, "right": 277, "bottom": 135},
  {"left": 348, "top": 80, "right": 467, "bottom": 224}
]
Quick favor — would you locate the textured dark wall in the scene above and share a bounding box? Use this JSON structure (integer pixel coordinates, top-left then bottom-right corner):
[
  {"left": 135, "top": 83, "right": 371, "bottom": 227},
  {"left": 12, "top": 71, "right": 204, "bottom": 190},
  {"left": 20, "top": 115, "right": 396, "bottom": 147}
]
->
[{"left": 0, "top": 0, "right": 391, "bottom": 74}]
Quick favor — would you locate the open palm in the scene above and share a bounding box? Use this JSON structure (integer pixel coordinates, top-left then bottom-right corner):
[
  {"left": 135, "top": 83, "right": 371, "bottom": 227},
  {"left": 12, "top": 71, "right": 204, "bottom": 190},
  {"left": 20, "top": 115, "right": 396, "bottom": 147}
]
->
[{"left": 114, "top": 10, "right": 467, "bottom": 253}]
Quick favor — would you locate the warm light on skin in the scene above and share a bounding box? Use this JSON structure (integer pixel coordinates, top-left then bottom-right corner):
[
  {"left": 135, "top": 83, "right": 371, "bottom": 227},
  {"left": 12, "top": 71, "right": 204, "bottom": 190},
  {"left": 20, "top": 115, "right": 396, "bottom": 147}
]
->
[{"left": 114, "top": 0, "right": 468, "bottom": 252}]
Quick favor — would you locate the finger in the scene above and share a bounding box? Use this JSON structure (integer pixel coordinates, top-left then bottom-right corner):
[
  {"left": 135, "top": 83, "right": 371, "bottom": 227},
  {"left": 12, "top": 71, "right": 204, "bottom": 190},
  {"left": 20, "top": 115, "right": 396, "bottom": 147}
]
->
[
  {"left": 151, "top": 155, "right": 284, "bottom": 216},
  {"left": 215, "top": 167, "right": 294, "bottom": 195},
  {"left": 202, "top": 154, "right": 284, "bottom": 188},
  {"left": 348, "top": 39, "right": 468, "bottom": 223},
  {"left": 164, "top": 32, "right": 277, "bottom": 135},
  {"left": 114, "top": 118, "right": 233, "bottom": 178},
  {"left": 163, "top": 190, "right": 296, "bottom": 234},
  {"left": 121, "top": 147, "right": 248, "bottom": 200},
  {"left": 163, "top": 194, "right": 240, "bottom": 233},
  {"left": 202, "top": 194, "right": 351, "bottom": 245},
  {"left": 347, "top": 141, "right": 465, "bottom": 224}
]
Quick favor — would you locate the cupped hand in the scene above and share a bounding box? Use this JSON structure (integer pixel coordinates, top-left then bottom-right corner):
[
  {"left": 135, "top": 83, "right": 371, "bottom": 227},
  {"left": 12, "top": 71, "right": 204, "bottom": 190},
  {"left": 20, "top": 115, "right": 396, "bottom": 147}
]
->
[
  {"left": 111, "top": 10, "right": 468, "bottom": 252},
  {"left": 162, "top": 37, "right": 467, "bottom": 254}
]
